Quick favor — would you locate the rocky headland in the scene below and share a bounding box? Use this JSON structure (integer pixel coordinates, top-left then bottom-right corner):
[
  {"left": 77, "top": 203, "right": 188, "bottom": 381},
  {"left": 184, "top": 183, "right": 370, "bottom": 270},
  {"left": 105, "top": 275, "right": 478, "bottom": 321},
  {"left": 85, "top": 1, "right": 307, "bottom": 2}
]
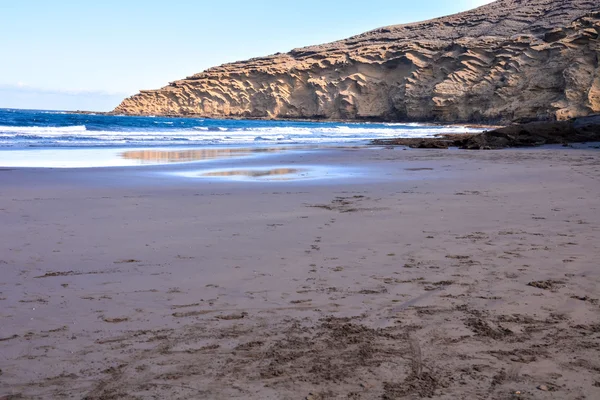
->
[{"left": 114, "top": 0, "right": 599, "bottom": 124}]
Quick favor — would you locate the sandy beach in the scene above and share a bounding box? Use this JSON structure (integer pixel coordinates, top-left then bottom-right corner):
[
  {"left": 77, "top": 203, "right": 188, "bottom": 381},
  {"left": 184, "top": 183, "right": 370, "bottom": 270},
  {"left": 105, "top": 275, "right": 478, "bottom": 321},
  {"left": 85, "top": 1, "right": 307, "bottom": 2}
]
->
[{"left": 1, "top": 145, "right": 599, "bottom": 399}]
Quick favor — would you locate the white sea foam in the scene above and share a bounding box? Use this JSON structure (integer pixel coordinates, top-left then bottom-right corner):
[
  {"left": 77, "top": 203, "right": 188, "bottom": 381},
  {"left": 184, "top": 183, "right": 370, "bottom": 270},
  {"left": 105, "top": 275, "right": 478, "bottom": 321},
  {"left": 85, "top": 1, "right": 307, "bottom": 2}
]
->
[
  {"left": 0, "top": 125, "right": 88, "bottom": 135},
  {"left": 0, "top": 123, "right": 483, "bottom": 147}
]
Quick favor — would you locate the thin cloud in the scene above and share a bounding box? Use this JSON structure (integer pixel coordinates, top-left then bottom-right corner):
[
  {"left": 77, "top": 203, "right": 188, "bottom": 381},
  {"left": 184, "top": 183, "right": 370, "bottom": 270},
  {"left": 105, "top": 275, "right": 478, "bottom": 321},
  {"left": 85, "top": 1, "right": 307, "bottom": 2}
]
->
[
  {"left": 0, "top": 84, "right": 128, "bottom": 98},
  {"left": 0, "top": 84, "right": 129, "bottom": 111}
]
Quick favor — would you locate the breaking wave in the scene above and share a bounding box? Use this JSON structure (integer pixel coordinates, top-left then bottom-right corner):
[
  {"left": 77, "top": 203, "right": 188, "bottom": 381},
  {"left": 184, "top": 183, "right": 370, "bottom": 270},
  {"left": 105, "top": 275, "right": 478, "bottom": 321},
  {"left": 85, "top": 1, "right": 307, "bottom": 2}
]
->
[{"left": 0, "top": 109, "right": 483, "bottom": 148}]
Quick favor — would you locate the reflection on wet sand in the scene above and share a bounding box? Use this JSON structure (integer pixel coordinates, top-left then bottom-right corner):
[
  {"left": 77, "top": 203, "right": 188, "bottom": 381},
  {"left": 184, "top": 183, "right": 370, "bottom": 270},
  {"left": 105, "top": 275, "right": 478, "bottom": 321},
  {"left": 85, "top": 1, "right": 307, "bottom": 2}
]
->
[
  {"left": 202, "top": 168, "right": 303, "bottom": 180},
  {"left": 171, "top": 165, "right": 354, "bottom": 182},
  {"left": 119, "top": 147, "right": 282, "bottom": 164}
]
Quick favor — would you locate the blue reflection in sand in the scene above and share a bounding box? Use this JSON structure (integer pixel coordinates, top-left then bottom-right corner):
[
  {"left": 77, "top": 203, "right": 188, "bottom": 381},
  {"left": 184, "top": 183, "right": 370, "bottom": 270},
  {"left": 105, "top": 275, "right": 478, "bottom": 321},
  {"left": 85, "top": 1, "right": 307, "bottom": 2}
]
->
[
  {"left": 0, "top": 146, "right": 285, "bottom": 168},
  {"left": 171, "top": 165, "right": 355, "bottom": 182}
]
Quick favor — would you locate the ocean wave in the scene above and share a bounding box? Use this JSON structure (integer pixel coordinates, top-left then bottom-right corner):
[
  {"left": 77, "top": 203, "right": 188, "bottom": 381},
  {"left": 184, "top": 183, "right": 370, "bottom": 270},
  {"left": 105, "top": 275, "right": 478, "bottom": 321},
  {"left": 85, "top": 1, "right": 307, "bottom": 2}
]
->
[
  {"left": 193, "top": 126, "right": 232, "bottom": 132},
  {"left": 0, "top": 125, "right": 87, "bottom": 135},
  {"left": 0, "top": 124, "right": 476, "bottom": 138},
  {"left": 0, "top": 114, "right": 483, "bottom": 148}
]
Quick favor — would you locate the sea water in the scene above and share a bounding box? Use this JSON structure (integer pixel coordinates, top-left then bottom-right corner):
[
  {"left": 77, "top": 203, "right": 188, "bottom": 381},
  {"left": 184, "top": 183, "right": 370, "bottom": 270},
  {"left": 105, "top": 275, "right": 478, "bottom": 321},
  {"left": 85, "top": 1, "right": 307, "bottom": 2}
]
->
[
  {"left": 0, "top": 108, "right": 484, "bottom": 169},
  {"left": 0, "top": 108, "right": 482, "bottom": 148}
]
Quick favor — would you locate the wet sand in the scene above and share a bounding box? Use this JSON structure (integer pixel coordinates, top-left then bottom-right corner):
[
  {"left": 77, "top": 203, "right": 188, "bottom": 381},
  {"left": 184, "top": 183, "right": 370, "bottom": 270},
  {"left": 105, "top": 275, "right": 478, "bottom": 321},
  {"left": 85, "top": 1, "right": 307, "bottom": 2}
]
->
[{"left": 1, "top": 146, "right": 600, "bottom": 399}]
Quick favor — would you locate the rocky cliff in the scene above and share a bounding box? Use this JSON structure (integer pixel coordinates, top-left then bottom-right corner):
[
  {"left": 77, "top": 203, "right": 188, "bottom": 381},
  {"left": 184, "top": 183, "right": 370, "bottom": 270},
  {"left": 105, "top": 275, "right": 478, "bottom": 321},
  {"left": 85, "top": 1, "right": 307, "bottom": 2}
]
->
[{"left": 114, "top": 0, "right": 600, "bottom": 123}]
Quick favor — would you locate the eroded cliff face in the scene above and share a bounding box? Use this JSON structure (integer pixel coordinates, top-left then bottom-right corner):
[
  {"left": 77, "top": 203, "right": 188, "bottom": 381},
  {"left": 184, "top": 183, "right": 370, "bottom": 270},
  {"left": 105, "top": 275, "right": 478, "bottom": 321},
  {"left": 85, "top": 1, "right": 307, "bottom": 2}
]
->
[{"left": 114, "top": 0, "right": 600, "bottom": 123}]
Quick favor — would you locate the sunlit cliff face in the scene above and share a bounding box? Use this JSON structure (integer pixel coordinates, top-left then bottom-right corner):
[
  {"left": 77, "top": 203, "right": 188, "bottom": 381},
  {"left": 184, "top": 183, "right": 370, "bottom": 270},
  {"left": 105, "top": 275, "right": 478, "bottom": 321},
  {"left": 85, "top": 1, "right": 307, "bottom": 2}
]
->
[
  {"left": 114, "top": 2, "right": 600, "bottom": 124},
  {"left": 119, "top": 147, "right": 281, "bottom": 164}
]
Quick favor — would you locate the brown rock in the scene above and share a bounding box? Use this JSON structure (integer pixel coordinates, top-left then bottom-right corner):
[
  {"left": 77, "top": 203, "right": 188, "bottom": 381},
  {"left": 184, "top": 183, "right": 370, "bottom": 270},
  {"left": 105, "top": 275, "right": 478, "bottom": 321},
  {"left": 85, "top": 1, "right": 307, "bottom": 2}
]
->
[
  {"left": 371, "top": 114, "right": 600, "bottom": 149},
  {"left": 459, "top": 115, "right": 600, "bottom": 149},
  {"left": 371, "top": 133, "right": 478, "bottom": 148},
  {"left": 113, "top": 1, "right": 599, "bottom": 124}
]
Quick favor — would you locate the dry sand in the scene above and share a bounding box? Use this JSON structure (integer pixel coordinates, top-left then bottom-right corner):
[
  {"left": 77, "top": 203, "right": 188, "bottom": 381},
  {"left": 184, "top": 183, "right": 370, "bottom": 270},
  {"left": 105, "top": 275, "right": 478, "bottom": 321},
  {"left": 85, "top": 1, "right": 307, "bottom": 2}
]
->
[{"left": 0, "top": 146, "right": 599, "bottom": 399}]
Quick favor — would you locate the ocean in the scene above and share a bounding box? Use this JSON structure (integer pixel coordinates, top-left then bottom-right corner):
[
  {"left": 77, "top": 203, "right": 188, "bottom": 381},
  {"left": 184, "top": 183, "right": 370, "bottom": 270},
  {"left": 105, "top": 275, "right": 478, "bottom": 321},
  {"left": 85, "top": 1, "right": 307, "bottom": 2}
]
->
[{"left": 0, "top": 108, "right": 482, "bottom": 148}]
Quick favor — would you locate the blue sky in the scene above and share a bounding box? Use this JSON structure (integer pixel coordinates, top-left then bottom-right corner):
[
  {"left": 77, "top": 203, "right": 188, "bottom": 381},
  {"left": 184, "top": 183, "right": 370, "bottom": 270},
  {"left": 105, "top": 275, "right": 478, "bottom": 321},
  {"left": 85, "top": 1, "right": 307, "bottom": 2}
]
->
[{"left": 0, "top": 0, "right": 494, "bottom": 111}]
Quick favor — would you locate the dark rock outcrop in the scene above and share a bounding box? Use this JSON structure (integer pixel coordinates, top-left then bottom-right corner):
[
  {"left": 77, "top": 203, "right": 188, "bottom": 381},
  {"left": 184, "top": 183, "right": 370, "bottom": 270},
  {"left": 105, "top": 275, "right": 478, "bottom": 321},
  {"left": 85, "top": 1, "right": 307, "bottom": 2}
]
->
[
  {"left": 371, "top": 133, "right": 478, "bottom": 149},
  {"left": 371, "top": 115, "right": 600, "bottom": 149},
  {"left": 460, "top": 115, "right": 600, "bottom": 149}
]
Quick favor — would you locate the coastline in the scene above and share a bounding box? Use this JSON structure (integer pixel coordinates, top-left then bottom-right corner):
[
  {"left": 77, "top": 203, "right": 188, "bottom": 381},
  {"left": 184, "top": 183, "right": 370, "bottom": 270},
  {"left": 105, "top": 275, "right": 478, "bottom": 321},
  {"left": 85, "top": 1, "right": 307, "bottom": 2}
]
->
[
  {"left": 2, "top": 109, "right": 490, "bottom": 150},
  {"left": 67, "top": 109, "right": 503, "bottom": 129},
  {"left": 1, "top": 145, "right": 599, "bottom": 398},
  {"left": 66, "top": 110, "right": 600, "bottom": 149}
]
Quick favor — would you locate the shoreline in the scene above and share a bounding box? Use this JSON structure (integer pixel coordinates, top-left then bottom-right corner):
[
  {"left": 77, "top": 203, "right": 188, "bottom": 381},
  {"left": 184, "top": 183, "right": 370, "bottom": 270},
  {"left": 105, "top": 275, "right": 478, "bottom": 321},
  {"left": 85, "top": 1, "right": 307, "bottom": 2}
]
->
[
  {"left": 371, "top": 115, "right": 600, "bottom": 149},
  {"left": 67, "top": 109, "right": 503, "bottom": 129},
  {"left": 2, "top": 140, "right": 599, "bottom": 169},
  {"left": 1, "top": 145, "right": 599, "bottom": 398}
]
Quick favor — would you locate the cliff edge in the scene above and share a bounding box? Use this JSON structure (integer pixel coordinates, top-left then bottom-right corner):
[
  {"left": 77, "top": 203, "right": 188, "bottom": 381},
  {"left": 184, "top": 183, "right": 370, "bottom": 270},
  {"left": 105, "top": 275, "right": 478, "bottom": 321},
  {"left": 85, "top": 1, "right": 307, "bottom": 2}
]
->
[{"left": 114, "top": 0, "right": 600, "bottom": 123}]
